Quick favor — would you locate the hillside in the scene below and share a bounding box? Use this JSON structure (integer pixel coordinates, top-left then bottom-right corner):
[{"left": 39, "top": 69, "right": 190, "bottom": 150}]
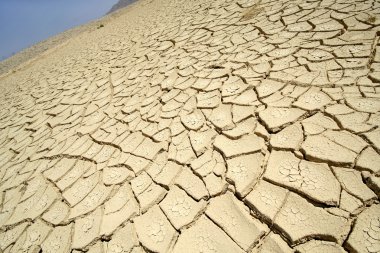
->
[{"left": 107, "top": 0, "right": 137, "bottom": 13}]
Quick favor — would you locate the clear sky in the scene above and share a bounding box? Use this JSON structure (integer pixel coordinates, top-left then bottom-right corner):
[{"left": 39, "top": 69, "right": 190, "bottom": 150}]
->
[{"left": 0, "top": 0, "right": 118, "bottom": 60}]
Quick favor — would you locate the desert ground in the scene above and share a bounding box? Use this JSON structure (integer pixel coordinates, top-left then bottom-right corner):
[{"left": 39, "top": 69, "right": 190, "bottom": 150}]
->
[{"left": 0, "top": 0, "right": 379, "bottom": 252}]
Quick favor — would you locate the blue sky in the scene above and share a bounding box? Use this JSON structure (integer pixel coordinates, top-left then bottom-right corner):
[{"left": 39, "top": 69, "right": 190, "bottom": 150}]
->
[{"left": 0, "top": 0, "right": 118, "bottom": 60}]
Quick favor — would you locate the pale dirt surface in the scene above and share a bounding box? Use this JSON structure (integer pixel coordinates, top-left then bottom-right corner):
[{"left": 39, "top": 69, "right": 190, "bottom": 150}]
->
[
  {"left": 0, "top": 0, "right": 379, "bottom": 252},
  {"left": 0, "top": 3, "right": 133, "bottom": 78}
]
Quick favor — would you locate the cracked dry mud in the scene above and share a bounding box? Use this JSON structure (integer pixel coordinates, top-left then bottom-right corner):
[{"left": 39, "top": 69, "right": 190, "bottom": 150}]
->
[{"left": 0, "top": 0, "right": 380, "bottom": 252}]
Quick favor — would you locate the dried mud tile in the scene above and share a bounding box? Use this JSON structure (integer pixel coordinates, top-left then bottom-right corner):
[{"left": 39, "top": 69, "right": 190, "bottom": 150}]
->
[
  {"left": 332, "top": 167, "right": 376, "bottom": 203},
  {"left": 264, "top": 151, "right": 341, "bottom": 205},
  {"left": 339, "top": 190, "right": 363, "bottom": 214},
  {"left": 175, "top": 167, "right": 209, "bottom": 200},
  {"left": 103, "top": 166, "right": 134, "bottom": 185},
  {"left": 274, "top": 193, "right": 350, "bottom": 245},
  {"left": 223, "top": 117, "right": 257, "bottom": 139},
  {"left": 295, "top": 240, "right": 346, "bottom": 253},
  {"left": 363, "top": 129, "right": 380, "bottom": 151},
  {"left": 153, "top": 161, "right": 182, "bottom": 187},
  {"left": 119, "top": 131, "right": 145, "bottom": 153},
  {"left": 134, "top": 205, "right": 177, "bottom": 253},
  {"left": 42, "top": 200, "right": 70, "bottom": 225},
  {"left": 259, "top": 107, "right": 306, "bottom": 132},
  {"left": 255, "top": 232, "right": 293, "bottom": 253},
  {"left": 301, "top": 135, "right": 357, "bottom": 165},
  {"left": 72, "top": 207, "right": 102, "bottom": 249},
  {"left": 11, "top": 219, "right": 51, "bottom": 253},
  {"left": 137, "top": 183, "right": 167, "bottom": 213},
  {"left": 104, "top": 223, "right": 139, "bottom": 253},
  {"left": 131, "top": 171, "right": 153, "bottom": 196},
  {"left": 214, "top": 134, "right": 264, "bottom": 158},
  {"left": 69, "top": 183, "right": 112, "bottom": 219},
  {"left": 345, "top": 205, "right": 380, "bottom": 253},
  {"left": 256, "top": 79, "right": 285, "bottom": 98},
  {"left": 0, "top": 222, "right": 29, "bottom": 250},
  {"left": 160, "top": 186, "right": 206, "bottom": 230},
  {"left": 124, "top": 154, "right": 150, "bottom": 174},
  {"left": 245, "top": 180, "right": 288, "bottom": 223},
  {"left": 356, "top": 147, "right": 380, "bottom": 174},
  {"left": 101, "top": 187, "right": 139, "bottom": 236},
  {"left": 206, "top": 192, "right": 268, "bottom": 250},
  {"left": 172, "top": 215, "right": 245, "bottom": 253},
  {"left": 44, "top": 158, "right": 76, "bottom": 182},
  {"left": 62, "top": 172, "right": 99, "bottom": 207},
  {"left": 7, "top": 184, "right": 57, "bottom": 225},
  {"left": 189, "top": 128, "right": 217, "bottom": 156},
  {"left": 209, "top": 104, "right": 235, "bottom": 130},
  {"left": 322, "top": 130, "right": 367, "bottom": 154},
  {"left": 270, "top": 122, "right": 303, "bottom": 151},
  {"left": 41, "top": 223, "right": 73, "bottom": 253},
  {"left": 293, "top": 88, "right": 332, "bottom": 111},
  {"left": 226, "top": 153, "right": 264, "bottom": 197},
  {"left": 55, "top": 164, "right": 89, "bottom": 188}
]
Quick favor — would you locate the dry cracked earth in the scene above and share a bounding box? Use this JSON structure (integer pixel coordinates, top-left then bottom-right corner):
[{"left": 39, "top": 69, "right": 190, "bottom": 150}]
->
[{"left": 0, "top": 0, "right": 380, "bottom": 252}]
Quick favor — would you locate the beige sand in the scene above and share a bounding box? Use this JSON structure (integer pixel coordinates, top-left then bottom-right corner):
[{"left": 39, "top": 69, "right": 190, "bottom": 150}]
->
[{"left": 0, "top": 0, "right": 379, "bottom": 252}]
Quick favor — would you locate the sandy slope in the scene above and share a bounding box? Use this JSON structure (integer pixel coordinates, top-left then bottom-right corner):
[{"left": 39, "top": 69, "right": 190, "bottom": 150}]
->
[
  {"left": 0, "top": 0, "right": 379, "bottom": 252},
  {"left": 0, "top": 1, "right": 134, "bottom": 78}
]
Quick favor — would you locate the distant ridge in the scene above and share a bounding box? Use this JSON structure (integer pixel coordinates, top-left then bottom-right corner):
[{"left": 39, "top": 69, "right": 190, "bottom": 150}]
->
[{"left": 107, "top": 0, "right": 137, "bottom": 14}]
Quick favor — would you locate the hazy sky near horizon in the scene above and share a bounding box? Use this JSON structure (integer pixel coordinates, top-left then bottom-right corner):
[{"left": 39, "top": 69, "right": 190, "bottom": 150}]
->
[{"left": 0, "top": 0, "right": 118, "bottom": 60}]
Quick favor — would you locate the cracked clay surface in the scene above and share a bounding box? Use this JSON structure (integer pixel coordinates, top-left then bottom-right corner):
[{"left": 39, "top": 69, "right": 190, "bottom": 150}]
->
[{"left": 0, "top": 0, "right": 380, "bottom": 252}]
